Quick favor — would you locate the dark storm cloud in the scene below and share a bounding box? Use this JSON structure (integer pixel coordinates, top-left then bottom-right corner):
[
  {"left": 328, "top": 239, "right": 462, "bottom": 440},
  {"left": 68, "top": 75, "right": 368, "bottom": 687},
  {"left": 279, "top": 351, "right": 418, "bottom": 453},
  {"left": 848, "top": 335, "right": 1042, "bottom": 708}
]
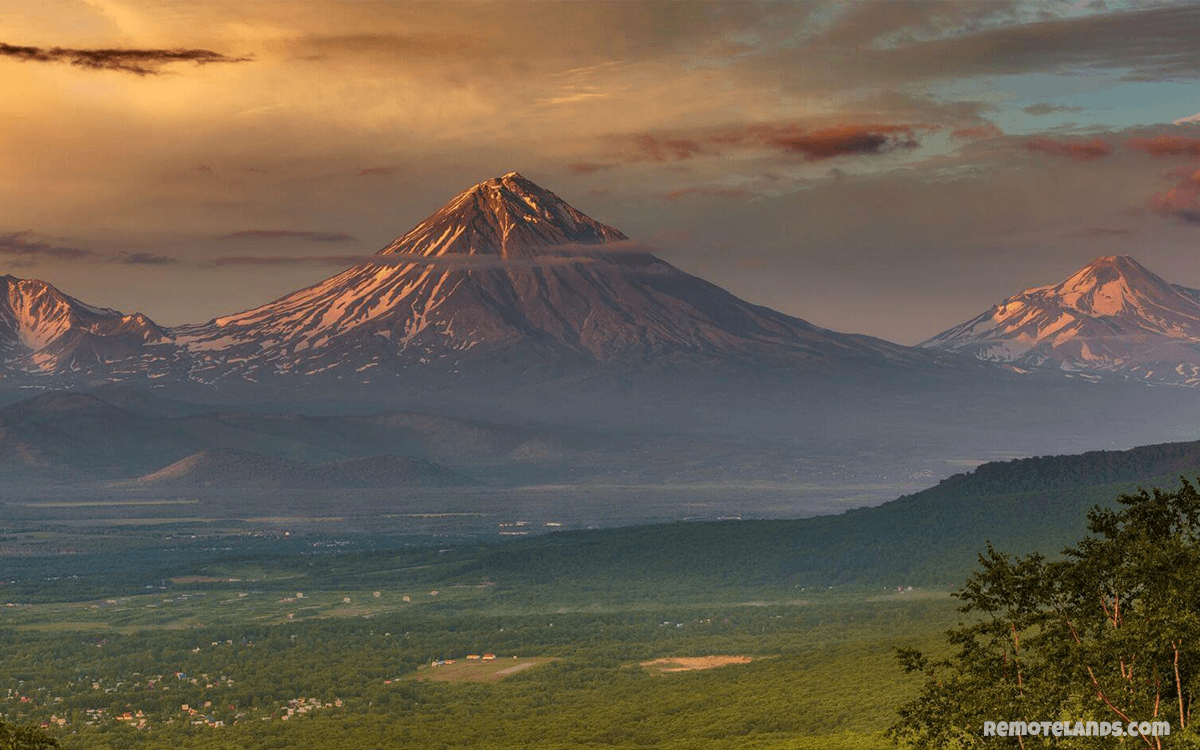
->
[
  {"left": 0, "top": 41, "right": 251, "bottom": 76},
  {"left": 219, "top": 230, "right": 357, "bottom": 243},
  {"left": 1024, "top": 137, "right": 1113, "bottom": 161}
]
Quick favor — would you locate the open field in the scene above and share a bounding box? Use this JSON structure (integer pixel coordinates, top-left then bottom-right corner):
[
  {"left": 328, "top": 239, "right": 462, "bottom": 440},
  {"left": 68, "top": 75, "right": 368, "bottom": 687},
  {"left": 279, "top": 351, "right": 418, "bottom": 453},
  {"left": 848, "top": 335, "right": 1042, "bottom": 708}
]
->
[
  {"left": 639, "top": 655, "right": 755, "bottom": 674},
  {"left": 411, "top": 657, "right": 558, "bottom": 683}
]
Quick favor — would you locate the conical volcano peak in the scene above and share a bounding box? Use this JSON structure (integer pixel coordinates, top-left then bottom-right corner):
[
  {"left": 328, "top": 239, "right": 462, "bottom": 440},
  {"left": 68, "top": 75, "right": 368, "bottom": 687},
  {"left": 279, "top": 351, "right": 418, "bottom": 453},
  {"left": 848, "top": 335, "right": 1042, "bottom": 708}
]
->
[
  {"left": 469, "top": 171, "right": 534, "bottom": 193},
  {"left": 1049, "top": 255, "right": 1176, "bottom": 311},
  {"left": 174, "top": 171, "right": 931, "bottom": 378},
  {"left": 1090, "top": 254, "right": 1140, "bottom": 267},
  {"left": 1069, "top": 255, "right": 1153, "bottom": 283},
  {"left": 462, "top": 171, "right": 608, "bottom": 232},
  {"left": 380, "top": 172, "right": 626, "bottom": 258},
  {"left": 465, "top": 171, "right": 561, "bottom": 208}
]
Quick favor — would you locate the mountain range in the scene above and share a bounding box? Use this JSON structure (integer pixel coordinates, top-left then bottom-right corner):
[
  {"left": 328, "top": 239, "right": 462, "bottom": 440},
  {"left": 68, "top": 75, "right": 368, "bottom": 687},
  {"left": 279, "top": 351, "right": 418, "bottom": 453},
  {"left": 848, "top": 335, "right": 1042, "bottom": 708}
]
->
[
  {"left": 5, "top": 174, "right": 1200, "bottom": 389},
  {"left": 6, "top": 173, "right": 1200, "bottom": 499},
  {"left": 2, "top": 173, "right": 951, "bottom": 388}
]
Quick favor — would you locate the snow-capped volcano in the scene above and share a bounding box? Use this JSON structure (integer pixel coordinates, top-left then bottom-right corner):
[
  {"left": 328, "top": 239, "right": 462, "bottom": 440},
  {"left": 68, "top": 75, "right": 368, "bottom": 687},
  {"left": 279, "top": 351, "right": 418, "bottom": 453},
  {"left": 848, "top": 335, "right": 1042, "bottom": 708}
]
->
[
  {"left": 174, "top": 172, "right": 927, "bottom": 379},
  {"left": 0, "top": 275, "right": 174, "bottom": 379},
  {"left": 922, "top": 256, "right": 1200, "bottom": 385}
]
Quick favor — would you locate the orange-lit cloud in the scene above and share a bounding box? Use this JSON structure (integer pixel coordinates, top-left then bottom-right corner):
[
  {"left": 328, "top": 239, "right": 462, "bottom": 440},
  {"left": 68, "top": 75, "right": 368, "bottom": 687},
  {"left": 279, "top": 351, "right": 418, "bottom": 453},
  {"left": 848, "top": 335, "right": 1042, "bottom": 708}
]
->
[
  {"left": 1150, "top": 188, "right": 1200, "bottom": 224},
  {"left": 1129, "top": 136, "right": 1200, "bottom": 158},
  {"left": 707, "top": 123, "right": 930, "bottom": 160},
  {"left": 1149, "top": 167, "right": 1200, "bottom": 225},
  {"left": 1024, "top": 137, "right": 1113, "bottom": 161},
  {"left": 759, "top": 124, "right": 926, "bottom": 160},
  {"left": 951, "top": 123, "right": 1003, "bottom": 140}
]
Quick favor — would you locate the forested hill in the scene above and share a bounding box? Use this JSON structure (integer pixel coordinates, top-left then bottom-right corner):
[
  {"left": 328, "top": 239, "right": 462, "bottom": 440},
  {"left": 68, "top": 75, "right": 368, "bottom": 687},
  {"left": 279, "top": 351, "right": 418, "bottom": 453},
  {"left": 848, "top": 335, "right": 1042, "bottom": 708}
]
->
[
  {"left": 453, "top": 442, "right": 1200, "bottom": 597},
  {"left": 930, "top": 439, "right": 1200, "bottom": 497}
]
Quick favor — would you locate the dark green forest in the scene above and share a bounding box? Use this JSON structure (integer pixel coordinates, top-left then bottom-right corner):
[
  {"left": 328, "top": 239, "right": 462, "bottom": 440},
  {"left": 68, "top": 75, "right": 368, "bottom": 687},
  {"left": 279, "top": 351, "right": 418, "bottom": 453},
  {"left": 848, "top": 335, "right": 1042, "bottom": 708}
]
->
[{"left": 895, "top": 481, "right": 1200, "bottom": 747}]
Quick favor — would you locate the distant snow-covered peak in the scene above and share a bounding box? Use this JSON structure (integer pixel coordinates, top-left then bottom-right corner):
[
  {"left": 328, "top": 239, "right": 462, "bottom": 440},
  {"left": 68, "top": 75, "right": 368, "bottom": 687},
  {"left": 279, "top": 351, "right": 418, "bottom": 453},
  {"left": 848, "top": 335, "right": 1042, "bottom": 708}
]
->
[
  {"left": 922, "top": 256, "right": 1200, "bottom": 385},
  {"left": 0, "top": 274, "right": 173, "bottom": 379}
]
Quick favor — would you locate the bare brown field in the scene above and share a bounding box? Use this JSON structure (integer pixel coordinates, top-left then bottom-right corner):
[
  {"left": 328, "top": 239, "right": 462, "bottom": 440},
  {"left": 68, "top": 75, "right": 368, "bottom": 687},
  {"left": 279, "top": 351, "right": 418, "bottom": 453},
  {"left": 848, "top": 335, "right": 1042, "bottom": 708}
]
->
[
  {"left": 639, "top": 655, "right": 754, "bottom": 674},
  {"left": 407, "top": 657, "right": 557, "bottom": 683}
]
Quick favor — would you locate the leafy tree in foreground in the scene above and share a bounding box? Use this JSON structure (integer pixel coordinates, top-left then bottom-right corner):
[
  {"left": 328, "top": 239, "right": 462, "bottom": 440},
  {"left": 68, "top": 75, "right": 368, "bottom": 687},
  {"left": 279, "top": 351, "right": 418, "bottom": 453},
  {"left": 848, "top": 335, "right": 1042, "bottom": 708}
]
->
[
  {"left": 890, "top": 480, "right": 1200, "bottom": 749},
  {"left": 0, "top": 717, "right": 59, "bottom": 750}
]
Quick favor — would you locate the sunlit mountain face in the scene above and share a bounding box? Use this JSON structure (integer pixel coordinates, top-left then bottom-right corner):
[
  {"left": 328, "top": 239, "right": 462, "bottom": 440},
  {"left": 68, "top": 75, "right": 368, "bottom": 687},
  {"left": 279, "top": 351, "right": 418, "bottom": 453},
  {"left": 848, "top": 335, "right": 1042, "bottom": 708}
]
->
[
  {"left": 923, "top": 255, "right": 1200, "bottom": 385},
  {"left": 0, "top": 274, "right": 176, "bottom": 380}
]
